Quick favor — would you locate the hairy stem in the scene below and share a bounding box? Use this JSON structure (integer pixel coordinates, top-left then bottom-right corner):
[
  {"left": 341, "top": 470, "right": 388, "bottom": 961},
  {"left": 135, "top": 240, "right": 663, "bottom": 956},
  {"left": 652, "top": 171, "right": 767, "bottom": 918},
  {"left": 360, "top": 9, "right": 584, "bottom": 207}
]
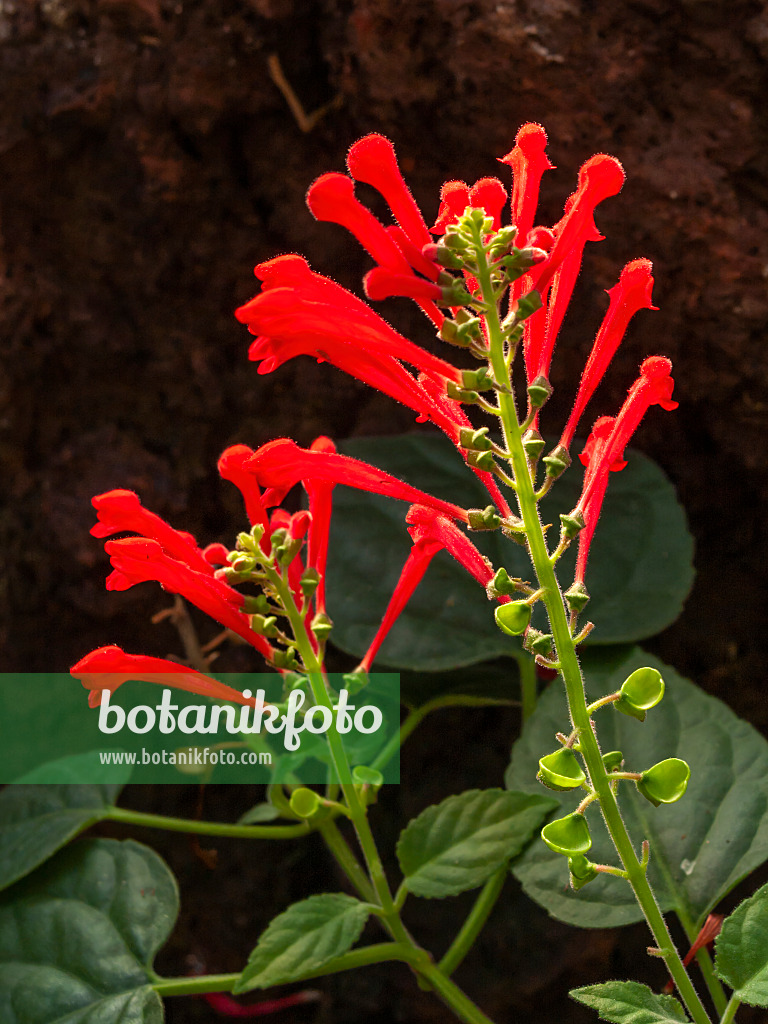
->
[{"left": 473, "top": 232, "right": 712, "bottom": 1024}]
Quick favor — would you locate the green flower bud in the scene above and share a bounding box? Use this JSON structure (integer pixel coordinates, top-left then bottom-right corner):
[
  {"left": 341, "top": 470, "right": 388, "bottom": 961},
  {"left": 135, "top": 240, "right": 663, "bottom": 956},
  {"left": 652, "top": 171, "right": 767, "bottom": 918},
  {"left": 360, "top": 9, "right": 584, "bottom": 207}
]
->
[
  {"left": 541, "top": 812, "right": 592, "bottom": 856},
  {"left": 494, "top": 600, "right": 532, "bottom": 636},
  {"left": 569, "top": 853, "right": 599, "bottom": 889},
  {"left": 514, "top": 289, "right": 543, "bottom": 321},
  {"left": 487, "top": 566, "right": 520, "bottom": 597},
  {"left": 459, "top": 426, "right": 493, "bottom": 452},
  {"left": 466, "top": 450, "right": 496, "bottom": 472},
  {"left": 537, "top": 748, "right": 586, "bottom": 791},
  {"left": 311, "top": 612, "right": 333, "bottom": 641},
  {"left": 614, "top": 667, "right": 665, "bottom": 722},
  {"left": 527, "top": 375, "right": 553, "bottom": 409},
  {"left": 524, "top": 629, "right": 554, "bottom": 657},
  {"left": 342, "top": 666, "right": 369, "bottom": 696},
  {"left": 468, "top": 506, "right": 502, "bottom": 531},
  {"left": 564, "top": 581, "right": 590, "bottom": 613},
  {"left": 543, "top": 444, "right": 571, "bottom": 479},
  {"left": 637, "top": 758, "right": 691, "bottom": 807},
  {"left": 522, "top": 429, "right": 546, "bottom": 460},
  {"left": 462, "top": 367, "right": 494, "bottom": 391},
  {"left": 559, "top": 511, "right": 585, "bottom": 540}
]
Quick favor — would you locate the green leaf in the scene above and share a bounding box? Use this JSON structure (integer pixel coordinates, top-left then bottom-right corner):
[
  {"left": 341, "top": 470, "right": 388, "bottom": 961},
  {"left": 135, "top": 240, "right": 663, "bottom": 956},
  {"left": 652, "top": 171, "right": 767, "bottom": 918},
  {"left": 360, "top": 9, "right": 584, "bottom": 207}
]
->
[
  {"left": 570, "top": 981, "right": 689, "bottom": 1023},
  {"left": 0, "top": 783, "right": 124, "bottom": 891},
  {"left": 396, "top": 788, "right": 556, "bottom": 898},
  {"left": 507, "top": 647, "right": 768, "bottom": 930},
  {"left": 235, "top": 893, "right": 370, "bottom": 992},
  {"left": 0, "top": 837, "right": 178, "bottom": 1024},
  {"left": 714, "top": 881, "right": 768, "bottom": 1006},
  {"left": 326, "top": 434, "right": 693, "bottom": 671}
]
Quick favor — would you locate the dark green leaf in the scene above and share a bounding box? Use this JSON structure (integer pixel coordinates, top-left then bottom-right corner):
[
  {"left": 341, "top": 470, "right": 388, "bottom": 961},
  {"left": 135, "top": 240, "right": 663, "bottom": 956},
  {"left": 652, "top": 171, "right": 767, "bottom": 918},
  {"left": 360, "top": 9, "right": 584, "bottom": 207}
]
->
[
  {"left": 0, "top": 783, "right": 124, "bottom": 891},
  {"left": 327, "top": 435, "right": 693, "bottom": 670},
  {"left": 714, "top": 881, "right": 768, "bottom": 1006},
  {"left": 396, "top": 788, "right": 556, "bottom": 898},
  {"left": 507, "top": 648, "right": 768, "bottom": 930},
  {"left": 0, "top": 838, "right": 178, "bottom": 1024},
  {"left": 235, "top": 893, "right": 370, "bottom": 992},
  {"left": 570, "top": 981, "right": 689, "bottom": 1023}
]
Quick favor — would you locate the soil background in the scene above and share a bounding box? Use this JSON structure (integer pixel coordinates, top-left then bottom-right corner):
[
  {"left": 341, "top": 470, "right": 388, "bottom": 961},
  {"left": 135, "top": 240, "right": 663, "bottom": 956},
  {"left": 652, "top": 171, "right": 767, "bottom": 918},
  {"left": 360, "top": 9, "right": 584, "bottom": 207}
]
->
[{"left": 2, "top": 0, "right": 768, "bottom": 1021}]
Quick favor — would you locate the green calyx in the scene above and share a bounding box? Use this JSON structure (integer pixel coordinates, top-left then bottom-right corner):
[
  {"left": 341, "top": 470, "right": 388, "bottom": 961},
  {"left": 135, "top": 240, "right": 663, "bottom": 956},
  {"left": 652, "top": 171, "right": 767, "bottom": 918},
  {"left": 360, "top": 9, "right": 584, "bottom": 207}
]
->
[
  {"left": 527, "top": 375, "right": 553, "bottom": 410},
  {"left": 289, "top": 787, "right": 323, "bottom": 819},
  {"left": 559, "top": 511, "right": 585, "bottom": 540},
  {"left": 342, "top": 666, "right": 369, "bottom": 696},
  {"left": 459, "top": 426, "right": 493, "bottom": 452},
  {"left": 466, "top": 450, "right": 496, "bottom": 472},
  {"left": 524, "top": 628, "right": 554, "bottom": 657},
  {"left": 637, "top": 758, "right": 691, "bottom": 807},
  {"left": 352, "top": 765, "right": 384, "bottom": 788},
  {"left": 602, "top": 750, "right": 624, "bottom": 773},
  {"left": 541, "top": 812, "right": 592, "bottom": 856},
  {"left": 494, "top": 600, "right": 532, "bottom": 636},
  {"left": 537, "top": 748, "right": 586, "bottom": 791},
  {"left": 487, "top": 566, "right": 523, "bottom": 598},
  {"left": 564, "top": 581, "right": 590, "bottom": 613},
  {"left": 468, "top": 505, "right": 503, "bottom": 531},
  {"left": 614, "top": 667, "right": 665, "bottom": 721},
  {"left": 310, "top": 612, "right": 333, "bottom": 641},
  {"left": 522, "top": 429, "right": 546, "bottom": 460},
  {"left": 542, "top": 444, "right": 571, "bottom": 480},
  {"left": 568, "top": 853, "right": 599, "bottom": 890}
]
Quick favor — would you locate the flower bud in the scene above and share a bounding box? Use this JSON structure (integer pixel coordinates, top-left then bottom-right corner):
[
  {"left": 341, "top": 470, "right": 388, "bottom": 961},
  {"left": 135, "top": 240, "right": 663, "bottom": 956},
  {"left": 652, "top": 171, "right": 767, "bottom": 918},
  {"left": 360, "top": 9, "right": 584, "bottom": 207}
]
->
[
  {"left": 543, "top": 444, "right": 571, "bottom": 479},
  {"left": 466, "top": 450, "right": 496, "bottom": 472},
  {"left": 527, "top": 375, "right": 553, "bottom": 409},
  {"left": 487, "top": 566, "right": 522, "bottom": 598},
  {"left": 459, "top": 426, "right": 493, "bottom": 452},
  {"left": 467, "top": 506, "right": 502, "bottom": 531},
  {"left": 522, "top": 429, "right": 546, "bottom": 460},
  {"left": 524, "top": 629, "right": 554, "bottom": 657},
  {"left": 602, "top": 750, "right": 624, "bottom": 772},
  {"left": 569, "top": 853, "right": 599, "bottom": 889},
  {"left": 564, "top": 581, "right": 590, "bottom": 612},
  {"left": 559, "top": 511, "right": 585, "bottom": 540},
  {"left": 311, "top": 612, "right": 333, "bottom": 641}
]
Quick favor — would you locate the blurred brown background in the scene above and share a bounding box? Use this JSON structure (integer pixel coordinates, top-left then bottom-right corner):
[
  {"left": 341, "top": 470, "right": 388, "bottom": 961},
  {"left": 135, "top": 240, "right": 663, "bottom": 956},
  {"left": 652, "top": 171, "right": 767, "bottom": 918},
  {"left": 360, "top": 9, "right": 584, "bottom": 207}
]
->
[{"left": 1, "top": 1, "right": 767, "bottom": 1021}]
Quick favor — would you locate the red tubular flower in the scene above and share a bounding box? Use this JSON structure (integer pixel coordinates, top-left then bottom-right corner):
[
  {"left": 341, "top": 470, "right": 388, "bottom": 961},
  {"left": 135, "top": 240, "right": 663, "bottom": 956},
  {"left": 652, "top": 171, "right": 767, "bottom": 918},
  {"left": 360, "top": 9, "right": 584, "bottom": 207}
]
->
[
  {"left": 103, "top": 537, "right": 275, "bottom": 659},
  {"left": 237, "top": 281, "right": 459, "bottom": 385},
  {"left": 306, "top": 171, "right": 444, "bottom": 326},
  {"left": 560, "top": 259, "right": 657, "bottom": 450},
  {"left": 304, "top": 436, "right": 336, "bottom": 616},
  {"left": 528, "top": 195, "right": 603, "bottom": 384},
  {"left": 572, "top": 417, "right": 620, "bottom": 586},
  {"left": 363, "top": 267, "right": 442, "bottom": 303},
  {"left": 71, "top": 645, "right": 258, "bottom": 709},
  {"left": 358, "top": 504, "right": 501, "bottom": 672},
  {"left": 468, "top": 178, "right": 508, "bottom": 231},
  {"left": 346, "top": 133, "right": 432, "bottom": 251},
  {"left": 500, "top": 123, "right": 553, "bottom": 248},
  {"left": 245, "top": 438, "right": 470, "bottom": 523},
  {"left": 531, "top": 153, "right": 625, "bottom": 298},
  {"left": 573, "top": 357, "right": 678, "bottom": 583},
  {"left": 218, "top": 445, "right": 271, "bottom": 544},
  {"left": 387, "top": 226, "right": 441, "bottom": 282},
  {"left": 307, "top": 173, "right": 411, "bottom": 274},
  {"left": 430, "top": 181, "right": 471, "bottom": 234},
  {"left": 91, "top": 490, "right": 213, "bottom": 576}
]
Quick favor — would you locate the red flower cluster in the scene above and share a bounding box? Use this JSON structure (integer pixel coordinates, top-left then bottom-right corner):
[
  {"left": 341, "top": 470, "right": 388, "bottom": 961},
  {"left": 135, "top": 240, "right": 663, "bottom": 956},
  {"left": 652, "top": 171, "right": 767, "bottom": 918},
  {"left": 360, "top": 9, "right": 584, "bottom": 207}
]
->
[{"left": 75, "top": 124, "right": 678, "bottom": 693}]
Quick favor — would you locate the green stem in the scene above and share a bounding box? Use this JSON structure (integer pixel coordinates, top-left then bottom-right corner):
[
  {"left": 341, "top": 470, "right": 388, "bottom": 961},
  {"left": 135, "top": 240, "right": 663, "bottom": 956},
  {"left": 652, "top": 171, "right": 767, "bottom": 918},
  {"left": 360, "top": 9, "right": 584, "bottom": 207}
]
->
[
  {"left": 439, "top": 865, "right": 507, "bottom": 976},
  {"left": 152, "top": 974, "right": 240, "bottom": 996},
  {"left": 418, "top": 961, "right": 497, "bottom": 1024},
  {"left": 270, "top": 569, "right": 412, "bottom": 949},
  {"left": 516, "top": 652, "right": 538, "bottom": 722},
  {"left": 474, "top": 235, "right": 712, "bottom": 1024},
  {"left": 318, "top": 818, "right": 377, "bottom": 903},
  {"left": 106, "top": 805, "right": 310, "bottom": 840},
  {"left": 718, "top": 994, "right": 740, "bottom": 1024}
]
